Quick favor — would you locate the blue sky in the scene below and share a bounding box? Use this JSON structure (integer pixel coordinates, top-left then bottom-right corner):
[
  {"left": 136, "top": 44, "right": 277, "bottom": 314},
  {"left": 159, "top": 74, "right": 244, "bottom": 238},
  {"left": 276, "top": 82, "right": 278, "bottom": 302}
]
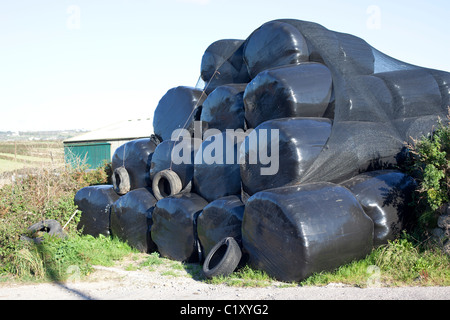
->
[{"left": 1, "top": 0, "right": 450, "bottom": 132}]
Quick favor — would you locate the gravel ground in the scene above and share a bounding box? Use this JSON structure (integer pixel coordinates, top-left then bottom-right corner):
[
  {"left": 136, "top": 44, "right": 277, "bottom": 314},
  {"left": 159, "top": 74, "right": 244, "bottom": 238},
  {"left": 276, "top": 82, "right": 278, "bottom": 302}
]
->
[{"left": 0, "top": 261, "right": 448, "bottom": 301}]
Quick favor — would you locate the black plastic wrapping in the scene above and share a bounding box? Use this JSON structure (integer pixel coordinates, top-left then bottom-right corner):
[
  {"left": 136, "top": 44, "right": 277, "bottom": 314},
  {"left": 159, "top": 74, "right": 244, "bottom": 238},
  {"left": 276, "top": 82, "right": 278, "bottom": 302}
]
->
[
  {"left": 243, "top": 62, "right": 333, "bottom": 129},
  {"left": 200, "top": 84, "right": 247, "bottom": 132},
  {"left": 197, "top": 195, "right": 245, "bottom": 256},
  {"left": 341, "top": 170, "right": 417, "bottom": 246},
  {"left": 240, "top": 117, "right": 332, "bottom": 197},
  {"left": 243, "top": 20, "right": 309, "bottom": 79},
  {"left": 153, "top": 86, "right": 207, "bottom": 141},
  {"left": 149, "top": 137, "right": 202, "bottom": 190},
  {"left": 74, "top": 185, "right": 120, "bottom": 237},
  {"left": 193, "top": 131, "right": 246, "bottom": 202},
  {"left": 242, "top": 183, "right": 374, "bottom": 282},
  {"left": 238, "top": 19, "right": 449, "bottom": 185},
  {"left": 110, "top": 187, "right": 158, "bottom": 253},
  {"left": 200, "top": 39, "right": 251, "bottom": 94},
  {"left": 111, "top": 138, "right": 157, "bottom": 193},
  {"left": 151, "top": 193, "right": 208, "bottom": 262}
]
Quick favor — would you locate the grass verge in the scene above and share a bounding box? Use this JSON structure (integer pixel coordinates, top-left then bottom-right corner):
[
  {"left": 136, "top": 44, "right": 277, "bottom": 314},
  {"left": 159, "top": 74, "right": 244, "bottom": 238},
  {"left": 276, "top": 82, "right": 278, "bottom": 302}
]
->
[
  {"left": 1, "top": 232, "right": 448, "bottom": 288},
  {"left": 5, "top": 234, "right": 137, "bottom": 283}
]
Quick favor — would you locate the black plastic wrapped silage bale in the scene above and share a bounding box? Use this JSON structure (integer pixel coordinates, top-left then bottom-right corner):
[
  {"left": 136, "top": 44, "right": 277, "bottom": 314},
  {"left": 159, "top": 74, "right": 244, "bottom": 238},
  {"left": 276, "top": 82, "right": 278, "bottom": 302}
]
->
[
  {"left": 243, "top": 20, "right": 309, "bottom": 79},
  {"left": 74, "top": 185, "right": 120, "bottom": 237},
  {"left": 341, "top": 170, "right": 417, "bottom": 246},
  {"left": 197, "top": 195, "right": 245, "bottom": 257},
  {"left": 240, "top": 117, "right": 332, "bottom": 197},
  {"left": 200, "top": 83, "right": 247, "bottom": 132},
  {"left": 153, "top": 86, "right": 207, "bottom": 142},
  {"left": 243, "top": 62, "right": 333, "bottom": 129},
  {"left": 151, "top": 193, "right": 209, "bottom": 262},
  {"left": 193, "top": 131, "right": 247, "bottom": 202},
  {"left": 149, "top": 137, "right": 202, "bottom": 191},
  {"left": 110, "top": 187, "right": 158, "bottom": 253},
  {"left": 111, "top": 138, "right": 157, "bottom": 195},
  {"left": 242, "top": 182, "right": 374, "bottom": 282},
  {"left": 200, "top": 39, "right": 250, "bottom": 94}
]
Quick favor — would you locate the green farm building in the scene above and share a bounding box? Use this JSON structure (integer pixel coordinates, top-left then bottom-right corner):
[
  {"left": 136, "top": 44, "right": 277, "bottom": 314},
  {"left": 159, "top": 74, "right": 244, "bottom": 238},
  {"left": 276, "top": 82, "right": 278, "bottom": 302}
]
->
[{"left": 64, "top": 118, "right": 152, "bottom": 169}]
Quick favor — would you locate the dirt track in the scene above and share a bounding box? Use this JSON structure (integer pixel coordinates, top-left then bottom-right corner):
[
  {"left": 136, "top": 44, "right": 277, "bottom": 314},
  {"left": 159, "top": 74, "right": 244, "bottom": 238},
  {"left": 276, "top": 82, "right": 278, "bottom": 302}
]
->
[{"left": 0, "top": 263, "right": 448, "bottom": 301}]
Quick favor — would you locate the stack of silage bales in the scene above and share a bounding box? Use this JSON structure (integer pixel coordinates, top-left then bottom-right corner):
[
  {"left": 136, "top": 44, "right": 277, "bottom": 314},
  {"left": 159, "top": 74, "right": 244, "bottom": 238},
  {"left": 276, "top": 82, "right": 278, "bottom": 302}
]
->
[{"left": 74, "top": 19, "right": 449, "bottom": 282}]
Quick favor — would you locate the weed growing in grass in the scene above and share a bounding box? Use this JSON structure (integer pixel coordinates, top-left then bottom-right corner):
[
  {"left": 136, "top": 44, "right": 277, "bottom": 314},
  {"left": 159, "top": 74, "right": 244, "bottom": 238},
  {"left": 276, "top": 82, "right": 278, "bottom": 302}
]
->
[
  {"left": 140, "top": 252, "right": 165, "bottom": 268},
  {"left": 161, "top": 270, "right": 182, "bottom": 277},
  {"left": 207, "top": 265, "right": 275, "bottom": 287}
]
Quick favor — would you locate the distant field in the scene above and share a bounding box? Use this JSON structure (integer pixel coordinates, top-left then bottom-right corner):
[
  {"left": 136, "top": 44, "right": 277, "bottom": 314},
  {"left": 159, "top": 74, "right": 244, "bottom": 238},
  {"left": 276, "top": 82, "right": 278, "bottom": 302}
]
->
[{"left": 0, "top": 141, "right": 65, "bottom": 174}]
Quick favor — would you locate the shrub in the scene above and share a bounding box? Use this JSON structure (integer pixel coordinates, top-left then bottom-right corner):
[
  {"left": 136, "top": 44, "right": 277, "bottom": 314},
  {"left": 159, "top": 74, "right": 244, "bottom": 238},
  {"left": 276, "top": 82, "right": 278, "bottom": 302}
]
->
[
  {"left": 403, "top": 114, "right": 450, "bottom": 234},
  {"left": 0, "top": 162, "right": 111, "bottom": 276},
  {"left": 71, "top": 161, "right": 112, "bottom": 187}
]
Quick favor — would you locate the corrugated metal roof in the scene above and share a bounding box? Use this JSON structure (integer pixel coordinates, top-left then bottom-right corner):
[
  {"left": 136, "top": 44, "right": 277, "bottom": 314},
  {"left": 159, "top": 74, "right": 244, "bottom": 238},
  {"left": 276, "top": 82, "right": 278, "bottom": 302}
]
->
[{"left": 64, "top": 118, "right": 153, "bottom": 143}]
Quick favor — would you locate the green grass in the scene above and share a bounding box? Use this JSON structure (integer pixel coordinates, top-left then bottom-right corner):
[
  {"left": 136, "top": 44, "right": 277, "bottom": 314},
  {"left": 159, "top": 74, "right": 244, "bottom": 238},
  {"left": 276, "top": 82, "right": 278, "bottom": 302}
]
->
[
  {"left": 139, "top": 252, "right": 165, "bottom": 268},
  {"left": 5, "top": 234, "right": 138, "bottom": 283}
]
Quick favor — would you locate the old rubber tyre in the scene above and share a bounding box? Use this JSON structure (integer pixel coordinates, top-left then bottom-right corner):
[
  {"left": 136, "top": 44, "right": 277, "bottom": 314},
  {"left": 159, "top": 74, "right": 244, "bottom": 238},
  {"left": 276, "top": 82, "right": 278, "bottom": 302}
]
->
[
  {"left": 112, "top": 166, "right": 131, "bottom": 195},
  {"left": 202, "top": 237, "right": 242, "bottom": 279},
  {"left": 21, "top": 219, "right": 66, "bottom": 244},
  {"left": 152, "top": 169, "right": 183, "bottom": 200}
]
